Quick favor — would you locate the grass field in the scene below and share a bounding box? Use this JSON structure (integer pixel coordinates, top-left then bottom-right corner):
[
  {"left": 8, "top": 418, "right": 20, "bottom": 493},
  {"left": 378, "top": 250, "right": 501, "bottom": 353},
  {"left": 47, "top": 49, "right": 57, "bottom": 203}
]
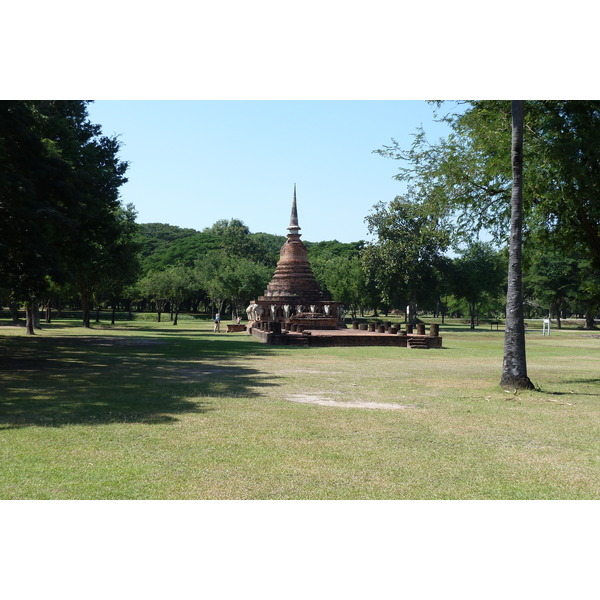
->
[{"left": 1, "top": 316, "right": 598, "bottom": 499}]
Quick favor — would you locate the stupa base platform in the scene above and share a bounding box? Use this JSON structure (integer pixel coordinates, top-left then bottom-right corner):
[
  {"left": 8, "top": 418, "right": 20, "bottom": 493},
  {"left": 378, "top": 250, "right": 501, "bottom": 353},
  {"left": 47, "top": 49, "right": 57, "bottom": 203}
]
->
[{"left": 250, "top": 327, "right": 442, "bottom": 348}]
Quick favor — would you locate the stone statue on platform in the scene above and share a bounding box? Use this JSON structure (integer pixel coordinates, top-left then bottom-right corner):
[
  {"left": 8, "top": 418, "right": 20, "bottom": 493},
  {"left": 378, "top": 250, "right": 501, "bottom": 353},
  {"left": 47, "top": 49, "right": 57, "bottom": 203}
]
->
[{"left": 246, "top": 304, "right": 255, "bottom": 320}]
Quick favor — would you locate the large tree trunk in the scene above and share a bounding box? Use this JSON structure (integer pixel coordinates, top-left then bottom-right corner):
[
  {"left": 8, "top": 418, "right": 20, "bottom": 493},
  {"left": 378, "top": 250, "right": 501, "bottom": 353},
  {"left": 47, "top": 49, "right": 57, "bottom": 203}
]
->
[
  {"left": 81, "top": 292, "right": 92, "bottom": 328},
  {"left": 25, "top": 301, "right": 36, "bottom": 335},
  {"left": 9, "top": 301, "right": 20, "bottom": 324},
  {"left": 553, "top": 302, "right": 562, "bottom": 329},
  {"left": 45, "top": 299, "right": 52, "bottom": 323},
  {"left": 584, "top": 307, "right": 597, "bottom": 329},
  {"left": 500, "top": 101, "right": 535, "bottom": 390},
  {"left": 469, "top": 302, "right": 476, "bottom": 330},
  {"left": 33, "top": 304, "right": 41, "bottom": 329}
]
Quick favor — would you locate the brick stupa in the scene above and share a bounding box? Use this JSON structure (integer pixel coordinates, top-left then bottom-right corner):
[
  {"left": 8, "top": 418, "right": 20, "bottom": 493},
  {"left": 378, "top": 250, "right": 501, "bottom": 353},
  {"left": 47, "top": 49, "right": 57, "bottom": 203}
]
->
[{"left": 247, "top": 186, "right": 344, "bottom": 334}]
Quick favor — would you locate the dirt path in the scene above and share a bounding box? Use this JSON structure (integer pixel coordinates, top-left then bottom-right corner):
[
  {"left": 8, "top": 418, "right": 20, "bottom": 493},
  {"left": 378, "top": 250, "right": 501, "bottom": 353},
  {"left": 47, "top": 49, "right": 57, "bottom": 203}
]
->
[{"left": 285, "top": 393, "right": 415, "bottom": 411}]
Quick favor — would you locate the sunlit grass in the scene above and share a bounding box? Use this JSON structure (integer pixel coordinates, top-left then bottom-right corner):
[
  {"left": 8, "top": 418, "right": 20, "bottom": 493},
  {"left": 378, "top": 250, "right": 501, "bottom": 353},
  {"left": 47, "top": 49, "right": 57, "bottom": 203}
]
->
[{"left": 0, "top": 316, "right": 598, "bottom": 499}]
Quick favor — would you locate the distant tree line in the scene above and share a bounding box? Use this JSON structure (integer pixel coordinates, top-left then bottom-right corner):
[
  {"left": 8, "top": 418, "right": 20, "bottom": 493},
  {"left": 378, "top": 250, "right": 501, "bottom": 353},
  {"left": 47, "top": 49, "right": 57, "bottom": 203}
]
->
[{"left": 3, "top": 100, "right": 597, "bottom": 336}]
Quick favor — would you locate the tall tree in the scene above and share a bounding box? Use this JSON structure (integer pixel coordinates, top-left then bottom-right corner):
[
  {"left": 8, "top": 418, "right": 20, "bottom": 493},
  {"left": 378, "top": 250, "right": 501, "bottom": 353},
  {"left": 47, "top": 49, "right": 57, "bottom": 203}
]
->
[
  {"left": 0, "top": 101, "right": 74, "bottom": 333},
  {"left": 39, "top": 102, "right": 131, "bottom": 327},
  {"left": 525, "top": 246, "right": 578, "bottom": 328},
  {"left": 451, "top": 242, "right": 505, "bottom": 330},
  {"left": 194, "top": 250, "right": 272, "bottom": 319},
  {"left": 500, "top": 101, "right": 534, "bottom": 389},
  {"left": 203, "top": 218, "right": 270, "bottom": 264},
  {"left": 311, "top": 254, "right": 370, "bottom": 320},
  {"left": 362, "top": 198, "right": 450, "bottom": 322},
  {"left": 138, "top": 270, "right": 172, "bottom": 322}
]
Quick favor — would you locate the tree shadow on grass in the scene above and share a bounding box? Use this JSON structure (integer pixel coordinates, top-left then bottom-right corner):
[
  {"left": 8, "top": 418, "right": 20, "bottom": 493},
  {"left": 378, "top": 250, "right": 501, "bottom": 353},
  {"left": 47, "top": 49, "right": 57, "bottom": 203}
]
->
[
  {"left": 0, "top": 332, "right": 280, "bottom": 429},
  {"left": 564, "top": 378, "right": 600, "bottom": 385},
  {"left": 536, "top": 378, "right": 600, "bottom": 398}
]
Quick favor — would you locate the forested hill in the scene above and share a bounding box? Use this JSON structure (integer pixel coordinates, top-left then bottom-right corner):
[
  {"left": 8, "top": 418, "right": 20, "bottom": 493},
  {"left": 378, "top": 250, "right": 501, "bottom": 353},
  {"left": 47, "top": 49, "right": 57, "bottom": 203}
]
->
[{"left": 137, "top": 220, "right": 363, "bottom": 275}]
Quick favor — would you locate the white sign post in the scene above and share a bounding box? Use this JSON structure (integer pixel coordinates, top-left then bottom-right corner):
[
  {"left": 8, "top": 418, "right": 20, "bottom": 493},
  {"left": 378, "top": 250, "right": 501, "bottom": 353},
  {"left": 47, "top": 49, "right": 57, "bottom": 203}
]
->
[{"left": 542, "top": 318, "right": 551, "bottom": 336}]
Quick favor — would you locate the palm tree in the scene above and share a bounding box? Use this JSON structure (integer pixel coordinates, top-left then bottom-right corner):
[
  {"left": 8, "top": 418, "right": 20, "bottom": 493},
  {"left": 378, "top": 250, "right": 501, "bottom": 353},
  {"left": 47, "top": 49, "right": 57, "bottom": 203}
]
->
[{"left": 500, "top": 101, "right": 535, "bottom": 389}]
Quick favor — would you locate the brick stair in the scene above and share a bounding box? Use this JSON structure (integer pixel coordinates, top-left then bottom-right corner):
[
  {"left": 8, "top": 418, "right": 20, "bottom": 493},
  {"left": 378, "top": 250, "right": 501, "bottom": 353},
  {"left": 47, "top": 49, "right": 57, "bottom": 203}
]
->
[{"left": 408, "top": 337, "right": 430, "bottom": 349}]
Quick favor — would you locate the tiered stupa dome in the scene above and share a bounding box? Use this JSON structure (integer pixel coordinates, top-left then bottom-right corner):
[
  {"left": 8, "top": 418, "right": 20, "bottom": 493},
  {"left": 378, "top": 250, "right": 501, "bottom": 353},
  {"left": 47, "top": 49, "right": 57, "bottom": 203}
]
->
[{"left": 261, "top": 185, "right": 329, "bottom": 303}]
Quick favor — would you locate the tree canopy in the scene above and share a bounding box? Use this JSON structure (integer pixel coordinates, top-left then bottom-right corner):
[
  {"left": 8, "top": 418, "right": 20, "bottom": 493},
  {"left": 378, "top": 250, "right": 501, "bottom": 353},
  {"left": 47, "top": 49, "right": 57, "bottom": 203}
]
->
[
  {"left": 362, "top": 198, "right": 451, "bottom": 319},
  {"left": 377, "top": 101, "right": 600, "bottom": 272},
  {"left": 0, "top": 100, "right": 135, "bottom": 330}
]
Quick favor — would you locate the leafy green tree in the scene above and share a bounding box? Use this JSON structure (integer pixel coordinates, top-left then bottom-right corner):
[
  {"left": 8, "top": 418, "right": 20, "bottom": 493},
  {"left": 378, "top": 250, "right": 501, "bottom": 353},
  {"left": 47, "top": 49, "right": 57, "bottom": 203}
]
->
[
  {"left": 204, "top": 219, "right": 271, "bottom": 264},
  {"left": 525, "top": 247, "right": 578, "bottom": 328},
  {"left": 30, "top": 101, "right": 131, "bottom": 328},
  {"left": 162, "top": 266, "right": 194, "bottom": 325},
  {"left": 575, "top": 259, "right": 600, "bottom": 330},
  {"left": 251, "top": 232, "right": 287, "bottom": 267},
  {"left": 97, "top": 204, "right": 141, "bottom": 324},
  {"left": 0, "top": 101, "right": 73, "bottom": 333},
  {"left": 362, "top": 198, "right": 450, "bottom": 323},
  {"left": 138, "top": 270, "right": 172, "bottom": 322},
  {"left": 311, "top": 255, "right": 370, "bottom": 320},
  {"left": 194, "top": 250, "right": 272, "bottom": 319},
  {"left": 451, "top": 242, "right": 505, "bottom": 329},
  {"left": 377, "top": 100, "right": 600, "bottom": 272}
]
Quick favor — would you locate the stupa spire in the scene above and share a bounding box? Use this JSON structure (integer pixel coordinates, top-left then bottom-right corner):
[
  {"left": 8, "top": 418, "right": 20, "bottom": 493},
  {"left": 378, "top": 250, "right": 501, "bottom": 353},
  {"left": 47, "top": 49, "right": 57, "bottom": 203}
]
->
[
  {"left": 288, "top": 184, "right": 300, "bottom": 234},
  {"left": 260, "top": 184, "right": 325, "bottom": 302}
]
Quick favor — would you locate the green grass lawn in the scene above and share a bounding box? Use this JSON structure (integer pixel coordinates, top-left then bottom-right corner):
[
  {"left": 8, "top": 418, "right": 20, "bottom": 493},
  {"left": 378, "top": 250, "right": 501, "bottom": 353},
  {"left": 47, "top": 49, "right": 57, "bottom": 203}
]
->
[{"left": 1, "top": 317, "right": 598, "bottom": 499}]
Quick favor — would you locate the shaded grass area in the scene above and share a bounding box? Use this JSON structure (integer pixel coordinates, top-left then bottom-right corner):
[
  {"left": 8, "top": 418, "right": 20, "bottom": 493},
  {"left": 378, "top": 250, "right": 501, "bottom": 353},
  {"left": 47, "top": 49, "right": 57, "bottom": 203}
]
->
[
  {"left": 0, "top": 323, "right": 277, "bottom": 428},
  {"left": 0, "top": 319, "right": 598, "bottom": 499}
]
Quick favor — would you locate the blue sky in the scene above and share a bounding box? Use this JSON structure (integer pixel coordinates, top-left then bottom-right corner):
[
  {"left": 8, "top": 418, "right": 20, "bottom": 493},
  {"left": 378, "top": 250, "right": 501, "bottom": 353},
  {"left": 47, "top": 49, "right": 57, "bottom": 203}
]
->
[{"left": 87, "top": 100, "right": 459, "bottom": 243}]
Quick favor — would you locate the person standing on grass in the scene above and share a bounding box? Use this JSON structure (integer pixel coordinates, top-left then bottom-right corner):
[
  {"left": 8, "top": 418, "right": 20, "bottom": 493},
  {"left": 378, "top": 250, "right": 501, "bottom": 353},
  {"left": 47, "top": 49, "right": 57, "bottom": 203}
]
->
[{"left": 214, "top": 312, "right": 221, "bottom": 332}]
